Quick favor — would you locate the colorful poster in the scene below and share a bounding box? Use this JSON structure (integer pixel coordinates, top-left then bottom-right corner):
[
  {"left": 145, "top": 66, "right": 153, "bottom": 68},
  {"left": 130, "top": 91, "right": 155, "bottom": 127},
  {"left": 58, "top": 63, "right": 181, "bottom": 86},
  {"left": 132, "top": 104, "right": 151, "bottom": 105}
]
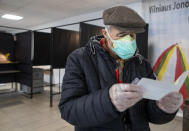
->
[{"left": 142, "top": 0, "right": 189, "bottom": 83}]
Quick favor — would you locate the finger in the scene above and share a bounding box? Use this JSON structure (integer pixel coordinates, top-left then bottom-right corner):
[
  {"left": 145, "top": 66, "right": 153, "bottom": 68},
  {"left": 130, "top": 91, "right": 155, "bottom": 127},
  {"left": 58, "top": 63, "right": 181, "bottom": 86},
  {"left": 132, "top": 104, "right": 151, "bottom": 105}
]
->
[
  {"left": 116, "top": 102, "right": 126, "bottom": 108},
  {"left": 165, "top": 92, "right": 181, "bottom": 99},
  {"left": 119, "top": 84, "right": 142, "bottom": 92},
  {"left": 164, "top": 101, "right": 177, "bottom": 108},
  {"left": 119, "top": 91, "right": 142, "bottom": 99},
  {"left": 161, "top": 96, "right": 178, "bottom": 104},
  {"left": 132, "top": 95, "right": 143, "bottom": 102},
  {"left": 161, "top": 93, "right": 181, "bottom": 102},
  {"left": 127, "top": 96, "right": 143, "bottom": 106},
  {"left": 117, "top": 92, "right": 142, "bottom": 104},
  {"left": 167, "top": 94, "right": 182, "bottom": 103},
  {"left": 166, "top": 104, "right": 178, "bottom": 111},
  {"left": 160, "top": 96, "right": 181, "bottom": 107},
  {"left": 159, "top": 100, "right": 177, "bottom": 110},
  {"left": 125, "top": 95, "right": 143, "bottom": 105}
]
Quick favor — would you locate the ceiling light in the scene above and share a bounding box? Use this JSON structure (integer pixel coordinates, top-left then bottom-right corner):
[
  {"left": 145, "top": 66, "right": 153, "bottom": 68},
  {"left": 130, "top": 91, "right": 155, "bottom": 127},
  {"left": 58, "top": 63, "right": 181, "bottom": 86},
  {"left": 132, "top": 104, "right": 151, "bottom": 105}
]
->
[{"left": 1, "top": 14, "right": 23, "bottom": 20}]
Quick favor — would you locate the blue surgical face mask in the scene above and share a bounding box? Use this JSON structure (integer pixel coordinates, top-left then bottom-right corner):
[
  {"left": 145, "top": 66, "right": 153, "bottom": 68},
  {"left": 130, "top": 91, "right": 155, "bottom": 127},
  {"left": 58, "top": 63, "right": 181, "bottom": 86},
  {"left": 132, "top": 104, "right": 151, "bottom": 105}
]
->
[{"left": 106, "top": 28, "right": 137, "bottom": 60}]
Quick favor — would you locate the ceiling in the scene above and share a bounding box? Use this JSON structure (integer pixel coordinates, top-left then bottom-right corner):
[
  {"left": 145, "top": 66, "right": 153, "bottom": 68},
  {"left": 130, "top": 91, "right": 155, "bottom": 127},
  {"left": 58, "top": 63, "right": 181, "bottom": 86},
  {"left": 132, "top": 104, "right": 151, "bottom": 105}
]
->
[{"left": 0, "top": 0, "right": 139, "bottom": 31}]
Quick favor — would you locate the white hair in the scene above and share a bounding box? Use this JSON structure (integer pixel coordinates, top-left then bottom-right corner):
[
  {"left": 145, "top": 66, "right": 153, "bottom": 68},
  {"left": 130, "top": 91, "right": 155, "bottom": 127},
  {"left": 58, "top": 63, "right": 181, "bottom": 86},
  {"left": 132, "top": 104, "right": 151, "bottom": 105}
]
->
[{"left": 105, "top": 25, "right": 112, "bottom": 33}]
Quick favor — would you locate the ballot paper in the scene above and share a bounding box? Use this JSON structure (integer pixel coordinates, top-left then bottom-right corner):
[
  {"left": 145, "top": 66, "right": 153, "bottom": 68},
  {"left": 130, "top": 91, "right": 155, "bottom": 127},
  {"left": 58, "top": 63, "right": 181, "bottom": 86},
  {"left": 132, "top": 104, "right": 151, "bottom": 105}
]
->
[{"left": 137, "top": 71, "right": 189, "bottom": 100}]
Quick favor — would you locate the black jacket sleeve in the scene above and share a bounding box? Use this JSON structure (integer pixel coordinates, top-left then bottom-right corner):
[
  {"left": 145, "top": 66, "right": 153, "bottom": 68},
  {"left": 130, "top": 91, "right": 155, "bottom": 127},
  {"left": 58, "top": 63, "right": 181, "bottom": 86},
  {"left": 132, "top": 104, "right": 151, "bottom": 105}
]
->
[
  {"left": 58, "top": 50, "right": 119, "bottom": 128},
  {"left": 144, "top": 60, "right": 177, "bottom": 124}
]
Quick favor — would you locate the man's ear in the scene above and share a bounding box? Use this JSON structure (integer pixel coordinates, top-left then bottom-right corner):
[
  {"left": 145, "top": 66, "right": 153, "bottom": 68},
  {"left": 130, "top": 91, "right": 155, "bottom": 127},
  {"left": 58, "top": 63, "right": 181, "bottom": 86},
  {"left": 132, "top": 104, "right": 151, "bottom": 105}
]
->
[
  {"left": 102, "top": 29, "right": 108, "bottom": 39},
  {"left": 133, "top": 33, "right": 136, "bottom": 39},
  {"left": 131, "top": 33, "right": 136, "bottom": 39}
]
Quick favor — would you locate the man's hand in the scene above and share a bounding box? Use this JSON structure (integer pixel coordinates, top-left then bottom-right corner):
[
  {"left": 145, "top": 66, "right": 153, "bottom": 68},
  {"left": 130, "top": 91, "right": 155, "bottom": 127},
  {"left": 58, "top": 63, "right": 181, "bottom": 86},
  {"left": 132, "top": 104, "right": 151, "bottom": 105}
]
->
[
  {"left": 109, "top": 83, "right": 143, "bottom": 112},
  {"left": 157, "top": 92, "right": 183, "bottom": 114}
]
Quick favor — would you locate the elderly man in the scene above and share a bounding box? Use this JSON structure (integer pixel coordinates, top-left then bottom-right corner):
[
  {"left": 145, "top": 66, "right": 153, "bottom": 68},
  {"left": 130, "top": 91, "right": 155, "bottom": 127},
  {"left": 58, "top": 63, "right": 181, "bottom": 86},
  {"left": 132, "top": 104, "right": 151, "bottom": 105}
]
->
[{"left": 59, "top": 6, "right": 182, "bottom": 131}]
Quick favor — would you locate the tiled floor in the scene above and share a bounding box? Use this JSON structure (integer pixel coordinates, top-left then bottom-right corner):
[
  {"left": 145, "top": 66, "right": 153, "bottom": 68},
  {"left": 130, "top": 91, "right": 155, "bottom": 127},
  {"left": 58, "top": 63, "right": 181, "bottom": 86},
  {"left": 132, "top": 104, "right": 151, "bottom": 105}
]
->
[{"left": 0, "top": 85, "right": 182, "bottom": 131}]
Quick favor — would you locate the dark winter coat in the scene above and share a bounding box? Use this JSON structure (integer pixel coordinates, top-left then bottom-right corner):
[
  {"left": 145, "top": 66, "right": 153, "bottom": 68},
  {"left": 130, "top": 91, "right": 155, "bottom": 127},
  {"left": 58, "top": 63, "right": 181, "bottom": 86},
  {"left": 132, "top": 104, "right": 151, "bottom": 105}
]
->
[{"left": 59, "top": 36, "right": 176, "bottom": 131}]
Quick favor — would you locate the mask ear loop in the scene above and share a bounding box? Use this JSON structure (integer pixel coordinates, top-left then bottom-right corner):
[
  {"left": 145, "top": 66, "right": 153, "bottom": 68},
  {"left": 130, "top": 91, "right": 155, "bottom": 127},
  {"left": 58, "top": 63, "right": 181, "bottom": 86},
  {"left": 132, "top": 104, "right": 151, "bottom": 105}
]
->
[
  {"left": 105, "top": 28, "right": 114, "bottom": 42},
  {"left": 105, "top": 28, "right": 117, "bottom": 49}
]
